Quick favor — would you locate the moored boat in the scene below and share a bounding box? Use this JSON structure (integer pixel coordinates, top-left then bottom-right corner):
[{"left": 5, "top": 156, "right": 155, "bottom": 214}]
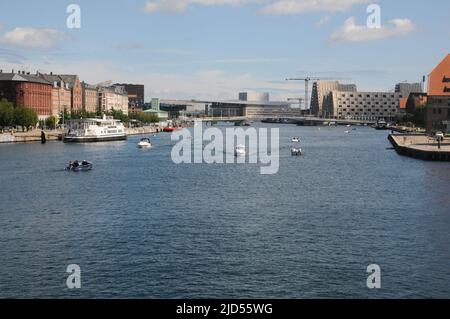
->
[
  {"left": 63, "top": 115, "right": 127, "bottom": 143},
  {"left": 163, "top": 126, "right": 180, "bottom": 132}
]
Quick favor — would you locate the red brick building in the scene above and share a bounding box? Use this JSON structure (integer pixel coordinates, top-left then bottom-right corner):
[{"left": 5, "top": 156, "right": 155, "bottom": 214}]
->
[
  {"left": 426, "top": 54, "right": 450, "bottom": 133},
  {"left": 59, "top": 75, "right": 83, "bottom": 113},
  {"left": 0, "top": 71, "right": 52, "bottom": 119},
  {"left": 428, "top": 54, "right": 450, "bottom": 96}
]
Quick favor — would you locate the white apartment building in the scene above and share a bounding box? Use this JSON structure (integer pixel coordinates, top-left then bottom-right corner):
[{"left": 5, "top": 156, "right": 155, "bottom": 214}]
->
[
  {"left": 98, "top": 86, "right": 129, "bottom": 115},
  {"left": 329, "top": 91, "right": 404, "bottom": 121}
]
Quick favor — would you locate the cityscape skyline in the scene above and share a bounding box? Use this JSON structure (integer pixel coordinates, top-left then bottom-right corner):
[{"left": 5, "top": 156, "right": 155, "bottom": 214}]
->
[{"left": 0, "top": 0, "right": 449, "bottom": 101}]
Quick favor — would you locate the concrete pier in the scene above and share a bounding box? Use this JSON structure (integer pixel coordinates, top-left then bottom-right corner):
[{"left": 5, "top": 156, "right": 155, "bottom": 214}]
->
[{"left": 388, "top": 134, "right": 450, "bottom": 161}]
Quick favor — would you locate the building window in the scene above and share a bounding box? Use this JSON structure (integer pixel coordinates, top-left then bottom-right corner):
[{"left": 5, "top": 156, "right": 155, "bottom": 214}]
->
[{"left": 443, "top": 76, "right": 450, "bottom": 83}]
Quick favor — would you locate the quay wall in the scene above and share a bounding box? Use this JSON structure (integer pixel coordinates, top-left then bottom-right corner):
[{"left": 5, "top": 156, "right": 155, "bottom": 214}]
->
[{"left": 388, "top": 134, "right": 450, "bottom": 161}]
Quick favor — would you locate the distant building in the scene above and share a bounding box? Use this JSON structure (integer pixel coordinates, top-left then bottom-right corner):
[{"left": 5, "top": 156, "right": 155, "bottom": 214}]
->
[
  {"left": 155, "top": 99, "right": 207, "bottom": 118},
  {"left": 209, "top": 92, "right": 290, "bottom": 118},
  {"left": 143, "top": 98, "right": 169, "bottom": 120},
  {"left": 426, "top": 96, "right": 450, "bottom": 133},
  {"left": 114, "top": 83, "right": 144, "bottom": 113},
  {"left": 98, "top": 86, "right": 129, "bottom": 115},
  {"left": 311, "top": 81, "right": 357, "bottom": 117},
  {"left": 58, "top": 75, "right": 83, "bottom": 113},
  {"left": 406, "top": 93, "right": 428, "bottom": 114},
  {"left": 0, "top": 71, "right": 52, "bottom": 120},
  {"left": 37, "top": 73, "right": 72, "bottom": 118},
  {"left": 238, "top": 91, "right": 270, "bottom": 103},
  {"left": 428, "top": 54, "right": 450, "bottom": 96},
  {"left": 81, "top": 82, "right": 98, "bottom": 114},
  {"left": 395, "top": 82, "right": 423, "bottom": 96},
  {"left": 424, "top": 54, "right": 450, "bottom": 133},
  {"left": 329, "top": 91, "right": 404, "bottom": 121}
]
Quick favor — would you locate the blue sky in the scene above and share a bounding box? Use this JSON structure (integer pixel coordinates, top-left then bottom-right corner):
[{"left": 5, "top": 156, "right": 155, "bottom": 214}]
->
[{"left": 0, "top": 0, "right": 449, "bottom": 101}]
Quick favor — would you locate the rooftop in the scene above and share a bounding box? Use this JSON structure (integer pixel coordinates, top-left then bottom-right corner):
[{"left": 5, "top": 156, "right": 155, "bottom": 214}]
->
[{"left": 0, "top": 72, "right": 52, "bottom": 85}]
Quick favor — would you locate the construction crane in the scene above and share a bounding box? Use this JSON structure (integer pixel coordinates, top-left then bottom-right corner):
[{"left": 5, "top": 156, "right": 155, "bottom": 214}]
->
[{"left": 286, "top": 77, "right": 350, "bottom": 115}]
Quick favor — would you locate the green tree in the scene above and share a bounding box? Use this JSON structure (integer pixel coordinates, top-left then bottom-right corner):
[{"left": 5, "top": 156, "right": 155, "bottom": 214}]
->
[
  {"left": 0, "top": 98, "right": 15, "bottom": 128},
  {"left": 46, "top": 116, "right": 58, "bottom": 130},
  {"left": 14, "top": 107, "right": 38, "bottom": 131},
  {"left": 412, "top": 105, "right": 426, "bottom": 128},
  {"left": 108, "top": 109, "right": 129, "bottom": 123},
  {"left": 130, "top": 112, "right": 159, "bottom": 124}
]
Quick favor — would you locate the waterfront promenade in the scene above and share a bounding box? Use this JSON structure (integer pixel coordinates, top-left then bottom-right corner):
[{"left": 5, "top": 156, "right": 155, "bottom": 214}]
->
[{"left": 389, "top": 134, "right": 450, "bottom": 161}]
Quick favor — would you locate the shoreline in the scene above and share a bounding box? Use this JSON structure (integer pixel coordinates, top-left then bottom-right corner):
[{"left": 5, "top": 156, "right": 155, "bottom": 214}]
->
[
  {"left": 0, "top": 125, "right": 163, "bottom": 144},
  {"left": 388, "top": 134, "right": 450, "bottom": 161}
]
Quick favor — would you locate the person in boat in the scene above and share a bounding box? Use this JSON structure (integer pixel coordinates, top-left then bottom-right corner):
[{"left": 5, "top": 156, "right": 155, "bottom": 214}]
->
[{"left": 73, "top": 160, "right": 79, "bottom": 168}]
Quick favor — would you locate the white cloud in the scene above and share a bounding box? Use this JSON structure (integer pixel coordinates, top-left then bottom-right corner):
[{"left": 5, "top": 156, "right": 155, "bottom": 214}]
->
[
  {"left": 143, "top": 0, "right": 261, "bottom": 13},
  {"left": 316, "top": 16, "right": 331, "bottom": 28},
  {"left": 329, "top": 17, "right": 415, "bottom": 43},
  {"left": 259, "top": 0, "right": 371, "bottom": 15},
  {"left": 0, "top": 27, "right": 67, "bottom": 49}
]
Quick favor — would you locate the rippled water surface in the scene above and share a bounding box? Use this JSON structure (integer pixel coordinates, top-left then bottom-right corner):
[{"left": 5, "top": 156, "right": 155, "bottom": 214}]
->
[{"left": 0, "top": 124, "right": 449, "bottom": 298}]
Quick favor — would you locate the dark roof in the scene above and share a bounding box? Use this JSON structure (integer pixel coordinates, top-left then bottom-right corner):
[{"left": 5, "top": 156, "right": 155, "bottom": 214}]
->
[
  {"left": 0, "top": 73, "right": 52, "bottom": 85},
  {"left": 58, "top": 75, "right": 79, "bottom": 88},
  {"left": 38, "top": 73, "right": 63, "bottom": 83}
]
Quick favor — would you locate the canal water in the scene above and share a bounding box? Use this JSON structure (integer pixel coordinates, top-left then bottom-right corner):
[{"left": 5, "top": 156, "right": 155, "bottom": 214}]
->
[{"left": 0, "top": 124, "right": 449, "bottom": 298}]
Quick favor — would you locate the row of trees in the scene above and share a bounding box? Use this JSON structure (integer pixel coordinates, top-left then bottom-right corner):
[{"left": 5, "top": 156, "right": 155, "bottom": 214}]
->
[{"left": 0, "top": 99, "right": 38, "bottom": 131}]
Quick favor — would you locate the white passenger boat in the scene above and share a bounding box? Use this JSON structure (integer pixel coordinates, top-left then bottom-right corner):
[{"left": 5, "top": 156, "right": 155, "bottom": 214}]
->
[
  {"left": 63, "top": 115, "right": 127, "bottom": 143},
  {"left": 235, "top": 145, "right": 246, "bottom": 157}
]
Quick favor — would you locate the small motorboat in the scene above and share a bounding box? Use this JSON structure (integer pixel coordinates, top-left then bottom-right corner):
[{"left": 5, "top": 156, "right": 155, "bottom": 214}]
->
[
  {"left": 66, "top": 160, "right": 93, "bottom": 172},
  {"left": 292, "top": 137, "right": 300, "bottom": 143},
  {"left": 235, "top": 145, "right": 246, "bottom": 157},
  {"left": 138, "top": 138, "right": 152, "bottom": 148},
  {"left": 291, "top": 148, "right": 302, "bottom": 156},
  {"left": 163, "top": 126, "right": 179, "bottom": 133}
]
